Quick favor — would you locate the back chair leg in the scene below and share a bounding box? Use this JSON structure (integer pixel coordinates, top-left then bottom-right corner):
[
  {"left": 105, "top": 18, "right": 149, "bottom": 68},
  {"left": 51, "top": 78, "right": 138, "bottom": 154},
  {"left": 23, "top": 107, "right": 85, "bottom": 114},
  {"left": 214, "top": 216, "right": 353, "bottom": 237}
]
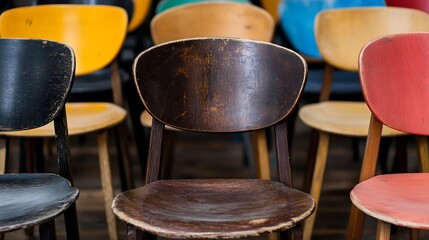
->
[
  {"left": 251, "top": 129, "right": 271, "bottom": 180},
  {"left": 98, "top": 130, "right": 118, "bottom": 240}
]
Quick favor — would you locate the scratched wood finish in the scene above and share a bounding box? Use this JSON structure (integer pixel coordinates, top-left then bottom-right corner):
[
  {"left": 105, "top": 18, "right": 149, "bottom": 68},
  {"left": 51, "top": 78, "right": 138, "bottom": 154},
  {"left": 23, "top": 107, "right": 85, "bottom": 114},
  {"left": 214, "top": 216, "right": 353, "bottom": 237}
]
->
[
  {"left": 347, "top": 32, "right": 429, "bottom": 240},
  {"left": 351, "top": 173, "right": 429, "bottom": 230},
  {"left": 113, "top": 38, "right": 314, "bottom": 239},
  {"left": 0, "top": 39, "right": 79, "bottom": 238},
  {"left": 114, "top": 179, "right": 314, "bottom": 239}
]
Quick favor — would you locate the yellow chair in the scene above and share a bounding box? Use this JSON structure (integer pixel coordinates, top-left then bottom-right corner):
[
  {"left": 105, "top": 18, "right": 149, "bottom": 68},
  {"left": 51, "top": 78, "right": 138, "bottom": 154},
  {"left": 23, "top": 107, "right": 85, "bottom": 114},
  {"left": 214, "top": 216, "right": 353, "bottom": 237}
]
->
[
  {"left": 297, "top": 7, "right": 429, "bottom": 240},
  {"left": 140, "top": 1, "right": 275, "bottom": 180},
  {"left": 128, "top": 0, "right": 151, "bottom": 32},
  {"left": 0, "top": 5, "right": 129, "bottom": 240}
]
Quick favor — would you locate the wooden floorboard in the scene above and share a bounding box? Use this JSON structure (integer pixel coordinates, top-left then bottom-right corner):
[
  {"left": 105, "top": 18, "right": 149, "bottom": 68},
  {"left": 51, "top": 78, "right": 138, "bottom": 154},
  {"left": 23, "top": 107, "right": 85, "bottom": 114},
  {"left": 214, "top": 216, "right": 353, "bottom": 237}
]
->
[{"left": 2, "top": 115, "right": 429, "bottom": 240}]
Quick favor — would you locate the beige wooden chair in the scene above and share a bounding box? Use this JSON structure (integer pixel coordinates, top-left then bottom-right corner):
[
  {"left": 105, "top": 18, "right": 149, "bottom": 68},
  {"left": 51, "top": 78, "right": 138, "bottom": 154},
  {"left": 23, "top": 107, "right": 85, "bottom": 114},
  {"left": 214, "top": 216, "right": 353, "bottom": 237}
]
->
[
  {"left": 140, "top": 1, "right": 276, "bottom": 180},
  {"left": 297, "top": 7, "right": 429, "bottom": 240}
]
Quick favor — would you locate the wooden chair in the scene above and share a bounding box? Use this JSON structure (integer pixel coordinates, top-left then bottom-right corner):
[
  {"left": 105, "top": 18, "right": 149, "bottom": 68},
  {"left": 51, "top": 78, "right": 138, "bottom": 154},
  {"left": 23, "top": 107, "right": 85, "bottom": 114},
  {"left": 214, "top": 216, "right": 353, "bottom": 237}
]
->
[
  {"left": 140, "top": 1, "right": 275, "bottom": 180},
  {"left": 385, "top": 0, "right": 429, "bottom": 13},
  {"left": 349, "top": 32, "right": 429, "bottom": 240},
  {"left": 297, "top": 7, "right": 429, "bottom": 240},
  {"left": 0, "top": 38, "right": 78, "bottom": 239},
  {"left": 113, "top": 37, "right": 315, "bottom": 240},
  {"left": 0, "top": 5, "right": 130, "bottom": 240}
]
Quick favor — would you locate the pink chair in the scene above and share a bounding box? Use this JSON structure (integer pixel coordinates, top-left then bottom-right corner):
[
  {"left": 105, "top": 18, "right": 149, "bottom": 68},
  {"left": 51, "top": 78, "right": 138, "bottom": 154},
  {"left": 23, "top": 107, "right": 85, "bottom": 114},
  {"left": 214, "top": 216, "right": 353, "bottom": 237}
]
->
[{"left": 348, "top": 32, "right": 429, "bottom": 240}]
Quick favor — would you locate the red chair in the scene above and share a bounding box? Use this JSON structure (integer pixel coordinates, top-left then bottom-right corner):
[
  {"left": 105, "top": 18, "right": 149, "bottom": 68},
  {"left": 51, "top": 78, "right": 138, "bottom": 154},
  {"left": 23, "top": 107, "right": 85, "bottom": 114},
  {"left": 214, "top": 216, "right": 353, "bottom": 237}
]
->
[
  {"left": 348, "top": 32, "right": 429, "bottom": 240},
  {"left": 385, "top": 0, "right": 429, "bottom": 13}
]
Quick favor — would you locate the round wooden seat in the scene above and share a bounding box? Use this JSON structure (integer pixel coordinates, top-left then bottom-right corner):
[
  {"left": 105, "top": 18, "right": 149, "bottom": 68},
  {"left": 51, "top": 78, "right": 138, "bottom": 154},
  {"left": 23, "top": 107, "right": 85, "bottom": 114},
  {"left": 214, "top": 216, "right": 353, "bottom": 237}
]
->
[
  {"left": 299, "top": 101, "right": 406, "bottom": 137},
  {"left": 350, "top": 173, "right": 429, "bottom": 230},
  {"left": 113, "top": 179, "right": 315, "bottom": 239},
  {"left": 0, "top": 173, "right": 78, "bottom": 232},
  {"left": 0, "top": 103, "right": 126, "bottom": 137}
]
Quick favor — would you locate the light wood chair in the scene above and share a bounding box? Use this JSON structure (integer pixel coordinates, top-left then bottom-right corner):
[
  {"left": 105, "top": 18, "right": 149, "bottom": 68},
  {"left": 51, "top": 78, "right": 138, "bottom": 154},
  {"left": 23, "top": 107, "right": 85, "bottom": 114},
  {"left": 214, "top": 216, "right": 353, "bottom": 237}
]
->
[
  {"left": 0, "top": 38, "right": 78, "bottom": 240},
  {"left": 0, "top": 5, "right": 130, "bottom": 240},
  {"left": 113, "top": 37, "right": 315, "bottom": 240},
  {"left": 297, "top": 7, "right": 429, "bottom": 240},
  {"left": 155, "top": 0, "right": 251, "bottom": 14},
  {"left": 349, "top": 32, "right": 429, "bottom": 240},
  {"left": 140, "top": 1, "right": 276, "bottom": 180}
]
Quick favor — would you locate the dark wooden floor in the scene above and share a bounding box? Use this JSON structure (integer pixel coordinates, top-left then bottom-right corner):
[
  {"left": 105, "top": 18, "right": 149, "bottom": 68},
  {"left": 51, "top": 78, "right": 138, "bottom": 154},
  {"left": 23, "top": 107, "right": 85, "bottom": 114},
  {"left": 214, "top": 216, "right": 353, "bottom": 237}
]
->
[{"left": 3, "top": 107, "right": 428, "bottom": 240}]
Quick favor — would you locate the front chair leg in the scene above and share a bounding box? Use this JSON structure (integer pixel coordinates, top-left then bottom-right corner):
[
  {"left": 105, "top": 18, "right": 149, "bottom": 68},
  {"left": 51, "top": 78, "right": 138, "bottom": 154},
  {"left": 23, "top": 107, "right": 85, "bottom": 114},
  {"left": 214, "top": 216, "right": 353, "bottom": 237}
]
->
[
  {"left": 39, "top": 220, "right": 57, "bottom": 240},
  {"left": 126, "top": 225, "right": 156, "bottom": 240}
]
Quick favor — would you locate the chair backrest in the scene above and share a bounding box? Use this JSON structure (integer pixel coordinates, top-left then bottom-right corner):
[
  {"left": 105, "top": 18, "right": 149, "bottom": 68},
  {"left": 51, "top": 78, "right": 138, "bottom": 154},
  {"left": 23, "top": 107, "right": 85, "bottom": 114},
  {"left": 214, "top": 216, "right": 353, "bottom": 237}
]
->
[
  {"left": 359, "top": 32, "right": 429, "bottom": 136},
  {"left": 0, "top": 38, "right": 75, "bottom": 179},
  {"left": 150, "top": 1, "right": 274, "bottom": 44},
  {"left": 385, "top": 0, "right": 429, "bottom": 14},
  {"left": 128, "top": 0, "right": 151, "bottom": 32},
  {"left": 260, "top": 0, "right": 281, "bottom": 23},
  {"left": 278, "top": 0, "right": 385, "bottom": 58},
  {"left": 134, "top": 37, "right": 307, "bottom": 183},
  {"left": 315, "top": 7, "right": 429, "bottom": 72},
  {"left": 155, "top": 0, "right": 251, "bottom": 14},
  {"left": 9, "top": 0, "right": 134, "bottom": 19},
  {"left": 0, "top": 4, "right": 128, "bottom": 76}
]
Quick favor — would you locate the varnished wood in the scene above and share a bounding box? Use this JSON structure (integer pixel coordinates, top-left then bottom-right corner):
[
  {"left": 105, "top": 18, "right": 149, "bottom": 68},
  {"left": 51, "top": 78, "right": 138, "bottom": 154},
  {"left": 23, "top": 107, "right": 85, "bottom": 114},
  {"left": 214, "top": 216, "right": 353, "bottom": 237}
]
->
[
  {"left": 0, "top": 138, "right": 6, "bottom": 174},
  {"left": 416, "top": 136, "right": 429, "bottom": 172},
  {"left": 114, "top": 38, "right": 314, "bottom": 239},
  {"left": 0, "top": 38, "right": 79, "bottom": 239},
  {"left": 0, "top": 5, "right": 128, "bottom": 76},
  {"left": 376, "top": 221, "right": 391, "bottom": 240},
  {"left": 348, "top": 32, "right": 429, "bottom": 240},
  {"left": 260, "top": 0, "right": 281, "bottom": 23},
  {"left": 128, "top": 0, "right": 151, "bottom": 32},
  {"left": 151, "top": 1, "right": 274, "bottom": 43},
  {"left": 141, "top": 1, "right": 275, "bottom": 180},
  {"left": 299, "top": 102, "right": 406, "bottom": 137},
  {"left": 114, "top": 179, "right": 314, "bottom": 239},
  {"left": 315, "top": 7, "right": 429, "bottom": 72}
]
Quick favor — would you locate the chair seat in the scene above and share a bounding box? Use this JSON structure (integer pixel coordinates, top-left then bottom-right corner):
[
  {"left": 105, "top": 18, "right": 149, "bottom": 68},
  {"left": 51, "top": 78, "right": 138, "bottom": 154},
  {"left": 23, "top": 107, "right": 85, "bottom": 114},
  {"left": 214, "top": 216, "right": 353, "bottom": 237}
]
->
[
  {"left": 350, "top": 173, "right": 429, "bottom": 230},
  {"left": 0, "top": 102, "right": 126, "bottom": 137},
  {"left": 298, "top": 101, "right": 406, "bottom": 136},
  {"left": 0, "top": 173, "right": 79, "bottom": 232},
  {"left": 113, "top": 179, "right": 315, "bottom": 239}
]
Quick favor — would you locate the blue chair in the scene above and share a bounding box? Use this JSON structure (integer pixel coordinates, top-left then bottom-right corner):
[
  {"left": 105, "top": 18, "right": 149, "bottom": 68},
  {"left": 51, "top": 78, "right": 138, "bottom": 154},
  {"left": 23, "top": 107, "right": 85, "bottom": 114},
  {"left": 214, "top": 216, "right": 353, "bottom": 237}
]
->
[{"left": 278, "top": 0, "right": 385, "bottom": 95}]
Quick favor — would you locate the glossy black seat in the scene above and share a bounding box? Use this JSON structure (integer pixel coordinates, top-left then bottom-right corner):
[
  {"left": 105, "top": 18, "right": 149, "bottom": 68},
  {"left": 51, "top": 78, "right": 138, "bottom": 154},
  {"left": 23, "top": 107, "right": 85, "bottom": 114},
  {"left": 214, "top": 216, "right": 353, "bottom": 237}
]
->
[{"left": 0, "top": 38, "right": 79, "bottom": 239}]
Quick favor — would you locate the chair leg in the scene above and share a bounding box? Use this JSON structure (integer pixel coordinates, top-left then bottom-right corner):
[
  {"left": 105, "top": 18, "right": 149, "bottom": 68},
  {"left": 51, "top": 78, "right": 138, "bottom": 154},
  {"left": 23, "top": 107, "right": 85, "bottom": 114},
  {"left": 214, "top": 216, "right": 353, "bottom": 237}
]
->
[
  {"left": 97, "top": 130, "right": 118, "bottom": 240},
  {"left": 0, "top": 138, "right": 6, "bottom": 174},
  {"left": 63, "top": 202, "right": 80, "bottom": 240},
  {"left": 126, "top": 225, "right": 156, "bottom": 240},
  {"left": 251, "top": 129, "right": 270, "bottom": 180},
  {"left": 416, "top": 135, "right": 429, "bottom": 173},
  {"left": 376, "top": 220, "right": 391, "bottom": 240},
  {"left": 302, "top": 129, "right": 319, "bottom": 193},
  {"left": 114, "top": 122, "right": 135, "bottom": 190},
  {"left": 303, "top": 131, "right": 330, "bottom": 240},
  {"left": 39, "top": 220, "right": 57, "bottom": 240}
]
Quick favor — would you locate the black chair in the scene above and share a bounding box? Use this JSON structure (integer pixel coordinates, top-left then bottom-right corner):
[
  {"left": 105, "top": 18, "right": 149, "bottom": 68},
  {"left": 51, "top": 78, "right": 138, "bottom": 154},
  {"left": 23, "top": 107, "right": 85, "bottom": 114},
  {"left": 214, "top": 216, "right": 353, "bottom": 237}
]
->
[
  {"left": 113, "top": 38, "right": 315, "bottom": 240},
  {"left": 0, "top": 38, "right": 79, "bottom": 239}
]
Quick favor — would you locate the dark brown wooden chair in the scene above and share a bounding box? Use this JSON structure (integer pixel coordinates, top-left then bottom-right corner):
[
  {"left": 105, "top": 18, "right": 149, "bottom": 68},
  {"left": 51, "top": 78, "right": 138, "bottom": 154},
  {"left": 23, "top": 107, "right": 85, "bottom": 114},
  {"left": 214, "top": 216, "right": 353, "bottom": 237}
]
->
[
  {"left": 112, "top": 37, "right": 315, "bottom": 240},
  {"left": 0, "top": 38, "right": 79, "bottom": 239}
]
